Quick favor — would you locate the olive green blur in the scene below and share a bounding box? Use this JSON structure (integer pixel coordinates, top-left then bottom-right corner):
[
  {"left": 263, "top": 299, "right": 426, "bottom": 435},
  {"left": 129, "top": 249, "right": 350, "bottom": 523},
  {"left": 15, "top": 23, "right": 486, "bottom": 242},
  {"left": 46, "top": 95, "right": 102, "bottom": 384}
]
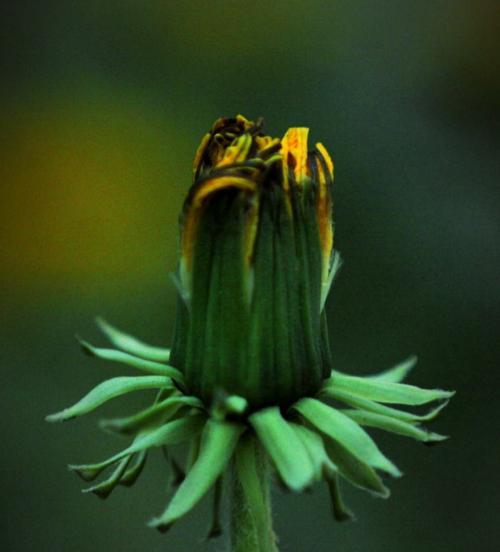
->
[{"left": 1, "top": 2, "right": 498, "bottom": 551}]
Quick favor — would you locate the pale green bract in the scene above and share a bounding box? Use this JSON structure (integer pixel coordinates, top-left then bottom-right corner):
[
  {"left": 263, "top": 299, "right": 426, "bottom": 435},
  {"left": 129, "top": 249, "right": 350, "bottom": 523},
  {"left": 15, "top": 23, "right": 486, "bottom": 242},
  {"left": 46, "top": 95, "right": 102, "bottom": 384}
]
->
[
  {"left": 365, "top": 355, "right": 417, "bottom": 383},
  {"left": 249, "top": 407, "right": 316, "bottom": 491},
  {"left": 78, "top": 337, "right": 183, "bottom": 381},
  {"left": 294, "top": 398, "right": 402, "bottom": 478},
  {"left": 47, "top": 312, "right": 452, "bottom": 539},
  {"left": 69, "top": 415, "right": 205, "bottom": 480},
  {"left": 45, "top": 375, "right": 174, "bottom": 422},
  {"left": 99, "top": 395, "right": 203, "bottom": 435},
  {"left": 324, "top": 371, "right": 454, "bottom": 405},
  {"left": 96, "top": 317, "right": 171, "bottom": 362},
  {"left": 148, "top": 420, "right": 245, "bottom": 532}
]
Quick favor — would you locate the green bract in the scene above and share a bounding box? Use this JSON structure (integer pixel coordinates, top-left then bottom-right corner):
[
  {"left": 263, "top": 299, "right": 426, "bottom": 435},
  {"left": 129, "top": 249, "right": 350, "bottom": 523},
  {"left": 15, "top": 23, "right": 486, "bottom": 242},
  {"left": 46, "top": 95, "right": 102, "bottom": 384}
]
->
[{"left": 47, "top": 116, "right": 453, "bottom": 546}]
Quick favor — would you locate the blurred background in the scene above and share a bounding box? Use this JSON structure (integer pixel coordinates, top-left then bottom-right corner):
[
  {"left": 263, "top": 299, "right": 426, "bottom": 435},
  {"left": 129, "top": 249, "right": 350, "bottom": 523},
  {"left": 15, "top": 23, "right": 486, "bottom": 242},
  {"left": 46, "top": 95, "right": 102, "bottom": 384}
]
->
[{"left": 1, "top": 1, "right": 499, "bottom": 551}]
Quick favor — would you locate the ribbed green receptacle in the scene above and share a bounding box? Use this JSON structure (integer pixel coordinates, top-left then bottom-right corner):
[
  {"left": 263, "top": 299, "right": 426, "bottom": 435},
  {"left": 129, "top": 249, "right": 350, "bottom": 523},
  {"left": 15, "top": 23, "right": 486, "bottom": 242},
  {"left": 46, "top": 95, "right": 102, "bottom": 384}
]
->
[{"left": 169, "top": 185, "right": 332, "bottom": 409}]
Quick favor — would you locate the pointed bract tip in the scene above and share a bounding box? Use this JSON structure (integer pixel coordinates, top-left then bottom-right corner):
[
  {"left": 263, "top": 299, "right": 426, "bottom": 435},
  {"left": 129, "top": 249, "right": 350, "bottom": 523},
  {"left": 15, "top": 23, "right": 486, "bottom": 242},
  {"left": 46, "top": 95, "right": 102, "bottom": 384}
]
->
[
  {"left": 423, "top": 434, "right": 450, "bottom": 447},
  {"left": 45, "top": 411, "right": 69, "bottom": 423},
  {"left": 82, "top": 486, "right": 111, "bottom": 500},
  {"left": 375, "top": 486, "right": 391, "bottom": 499},
  {"left": 97, "top": 419, "right": 119, "bottom": 434},
  {"left": 424, "top": 399, "right": 451, "bottom": 421},
  {"left": 68, "top": 464, "right": 99, "bottom": 482},
  {"left": 427, "top": 433, "right": 449, "bottom": 443},
  {"left": 94, "top": 315, "right": 107, "bottom": 328},
  {"left": 380, "top": 463, "right": 403, "bottom": 479},
  {"left": 204, "top": 524, "right": 223, "bottom": 540},
  {"left": 147, "top": 518, "right": 173, "bottom": 533},
  {"left": 407, "top": 356, "right": 418, "bottom": 371},
  {"left": 336, "top": 511, "right": 356, "bottom": 523},
  {"left": 75, "top": 336, "right": 95, "bottom": 357},
  {"left": 285, "top": 479, "right": 313, "bottom": 493},
  {"left": 382, "top": 461, "right": 403, "bottom": 479},
  {"left": 95, "top": 316, "right": 115, "bottom": 336},
  {"left": 434, "top": 389, "right": 455, "bottom": 401}
]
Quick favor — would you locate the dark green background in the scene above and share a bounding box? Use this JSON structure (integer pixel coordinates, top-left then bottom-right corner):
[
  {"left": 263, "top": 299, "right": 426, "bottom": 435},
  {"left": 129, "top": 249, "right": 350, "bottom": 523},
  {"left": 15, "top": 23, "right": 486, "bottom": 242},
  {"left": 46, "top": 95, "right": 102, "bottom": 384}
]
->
[{"left": 2, "top": 1, "right": 498, "bottom": 551}]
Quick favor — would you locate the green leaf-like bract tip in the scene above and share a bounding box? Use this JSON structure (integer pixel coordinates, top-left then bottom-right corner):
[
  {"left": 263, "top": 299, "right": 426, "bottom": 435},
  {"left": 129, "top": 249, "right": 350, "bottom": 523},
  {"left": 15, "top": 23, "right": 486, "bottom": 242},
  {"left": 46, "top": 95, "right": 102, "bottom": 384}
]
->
[
  {"left": 98, "top": 395, "right": 203, "bottom": 435},
  {"left": 77, "top": 337, "right": 184, "bottom": 383},
  {"left": 249, "top": 407, "right": 316, "bottom": 492},
  {"left": 95, "top": 317, "right": 171, "bottom": 362},
  {"left": 323, "top": 371, "right": 454, "bottom": 405},
  {"left": 69, "top": 415, "right": 205, "bottom": 479},
  {"left": 294, "top": 398, "right": 402, "bottom": 478},
  {"left": 45, "top": 376, "right": 174, "bottom": 423},
  {"left": 148, "top": 420, "right": 244, "bottom": 532}
]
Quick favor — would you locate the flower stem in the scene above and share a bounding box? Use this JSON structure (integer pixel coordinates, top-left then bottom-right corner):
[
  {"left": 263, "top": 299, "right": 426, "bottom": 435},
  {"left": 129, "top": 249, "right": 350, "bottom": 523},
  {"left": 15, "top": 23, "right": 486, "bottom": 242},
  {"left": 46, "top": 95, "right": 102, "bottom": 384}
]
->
[{"left": 230, "top": 436, "right": 278, "bottom": 552}]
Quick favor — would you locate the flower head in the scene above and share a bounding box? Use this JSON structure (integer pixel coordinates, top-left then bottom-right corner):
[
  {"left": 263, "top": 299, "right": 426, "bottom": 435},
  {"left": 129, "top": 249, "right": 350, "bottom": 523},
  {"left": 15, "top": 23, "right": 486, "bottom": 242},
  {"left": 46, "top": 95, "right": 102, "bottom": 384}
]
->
[
  {"left": 47, "top": 116, "right": 453, "bottom": 543},
  {"left": 171, "top": 115, "right": 337, "bottom": 408}
]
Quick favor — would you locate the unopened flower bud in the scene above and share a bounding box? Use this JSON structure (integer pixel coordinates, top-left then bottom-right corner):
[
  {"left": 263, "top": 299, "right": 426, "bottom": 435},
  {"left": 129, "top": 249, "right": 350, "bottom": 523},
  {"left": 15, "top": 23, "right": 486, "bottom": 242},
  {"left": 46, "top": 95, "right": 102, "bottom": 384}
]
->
[{"left": 169, "top": 115, "right": 336, "bottom": 408}]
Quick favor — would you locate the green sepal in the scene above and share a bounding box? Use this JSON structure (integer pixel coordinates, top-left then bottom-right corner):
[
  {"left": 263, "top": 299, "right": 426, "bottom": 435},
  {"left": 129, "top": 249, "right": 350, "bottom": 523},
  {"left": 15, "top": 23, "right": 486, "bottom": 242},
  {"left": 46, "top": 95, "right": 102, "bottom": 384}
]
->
[
  {"left": 148, "top": 420, "right": 244, "bottom": 532},
  {"left": 293, "top": 398, "right": 401, "bottom": 478},
  {"left": 69, "top": 415, "right": 205, "bottom": 480},
  {"left": 341, "top": 410, "right": 449, "bottom": 443},
  {"left": 324, "top": 373, "right": 454, "bottom": 405},
  {"left": 82, "top": 456, "right": 132, "bottom": 499},
  {"left": 45, "top": 376, "right": 173, "bottom": 423},
  {"left": 326, "top": 472, "right": 355, "bottom": 522},
  {"left": 323, "top": 387, "right": 450, "bottom": 423},
  {"left": 234, "top": 434, "right": 278, "bottom": 551},
  {"left": 331, "top": 356, "right": 417, "bottom": 385},
  {"left": 119, "top": 451, "right": 147, "bottom": 487},
  {"left": 249, "top": 407, "right": 316, "bottom": 491},
  {"left": 78, "top": 338, "right": 184, "bottom": 383},
  {"left": 95, "top": 317, "right": 171, "bottom": 362},
  {"left": 290, "top": 423, "right": 337, "bottom": 481},
  {"left": 99, "top": 395, "right": 203, "bottom": 435},
  {"left": 366, "top": 356, "right": 417, "bottom": 383},
  {"left": 323, "top": 439, "right": 390, "bottom": 498},
  {"left": 320, "top": 250, "right": 342, "bottom": 312}
]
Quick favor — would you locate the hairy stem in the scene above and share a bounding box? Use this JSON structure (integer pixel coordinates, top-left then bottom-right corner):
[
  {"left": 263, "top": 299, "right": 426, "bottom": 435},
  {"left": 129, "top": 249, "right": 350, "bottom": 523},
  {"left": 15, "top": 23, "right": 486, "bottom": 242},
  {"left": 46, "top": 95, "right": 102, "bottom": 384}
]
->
[{"left": 230, "top": 437, "right": 278, "bottom": 552}]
